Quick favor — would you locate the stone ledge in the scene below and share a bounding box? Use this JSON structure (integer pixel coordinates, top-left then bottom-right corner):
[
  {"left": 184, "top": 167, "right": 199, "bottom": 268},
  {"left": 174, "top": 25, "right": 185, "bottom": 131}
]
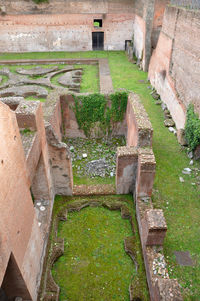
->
[
  {"left": 146, "top": 209, "right": 167, "bottom": 230},
  {"left": 117, "top": 146, "right": 138, "bottom": 157},
  {"left": 129, "top": 92, "right": 153, "bottom": 131},
  {"left": 155, "top": 278, "right": 183, "bottom": 301},
  {"left": 138, "top": 147, "right": 156, "bottom": 165}
]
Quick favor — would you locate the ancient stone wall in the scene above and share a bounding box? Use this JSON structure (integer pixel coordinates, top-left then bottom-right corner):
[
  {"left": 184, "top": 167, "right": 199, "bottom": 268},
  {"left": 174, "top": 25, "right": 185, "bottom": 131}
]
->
[
  {"left": 0, "top": 92, "right": 74, "bottom": 300},
  {"left": 149, "top": 5, "right": 200, "bottom": 129},
  {"left": 131, "top": 0, "right": 168, "bottom": 71},
  {"left": 0, "top": 0, "right": 135, "bottom": 52},
  {"left": 0, "top": 13, "right": 134, "bottom": 52},
  {"left": 0, "top": 101, "right": 47, "bottom": 300},
  {"left": 0, "top": 0, "right": 135, "bottom": 15}
]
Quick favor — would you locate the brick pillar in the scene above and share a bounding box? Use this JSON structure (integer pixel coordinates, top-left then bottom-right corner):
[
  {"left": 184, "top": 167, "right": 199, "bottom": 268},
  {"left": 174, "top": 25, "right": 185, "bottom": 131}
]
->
[
  {"left": 136, "top": 148, "right": 156, "bottom": 198},
  {"left": 143, "top": 209, "right": 167, "bottom": 246}
]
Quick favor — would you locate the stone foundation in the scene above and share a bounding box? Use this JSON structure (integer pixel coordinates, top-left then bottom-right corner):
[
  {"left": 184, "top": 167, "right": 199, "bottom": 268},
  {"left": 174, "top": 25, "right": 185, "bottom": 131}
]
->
[{"left": 0, "top": 62, "right": 182, "bottom": 300}]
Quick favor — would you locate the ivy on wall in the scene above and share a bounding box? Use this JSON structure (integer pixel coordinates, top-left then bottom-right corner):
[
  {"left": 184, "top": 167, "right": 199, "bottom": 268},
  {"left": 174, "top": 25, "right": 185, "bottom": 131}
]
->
[
  {"left": 185, "top": 104, "right": 200, "bottom": 151},
  {"left": 73, "top": 92, "right": 128, "bottom": 137}
]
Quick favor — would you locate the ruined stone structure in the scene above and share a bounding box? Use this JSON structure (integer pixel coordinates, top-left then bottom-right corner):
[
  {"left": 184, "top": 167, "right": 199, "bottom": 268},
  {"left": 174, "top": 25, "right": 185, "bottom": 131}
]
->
[
  {"left": 0, "top": 56, "right": 182, "bottom": 299},
  {"left": 1, "top": 0, "right": 198, "bottom": 131},
  {"left": 0, "top": 0, "right": 198, "bottom": 299}
]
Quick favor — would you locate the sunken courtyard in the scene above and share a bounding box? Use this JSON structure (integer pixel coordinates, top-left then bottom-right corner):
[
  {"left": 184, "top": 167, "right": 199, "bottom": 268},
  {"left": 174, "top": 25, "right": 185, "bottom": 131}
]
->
[{"left": 0, "top": 1, "right": 200, "bottom": 301}]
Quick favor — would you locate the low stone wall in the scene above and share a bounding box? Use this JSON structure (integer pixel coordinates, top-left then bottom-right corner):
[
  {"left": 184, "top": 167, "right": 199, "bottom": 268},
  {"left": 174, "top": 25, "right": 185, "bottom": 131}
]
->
[
  {"left": 126, "top": 92, "right": 153, "bottom": 148},
  {"left": 115, "top": 92, "right": 182, "bottom": 300}
]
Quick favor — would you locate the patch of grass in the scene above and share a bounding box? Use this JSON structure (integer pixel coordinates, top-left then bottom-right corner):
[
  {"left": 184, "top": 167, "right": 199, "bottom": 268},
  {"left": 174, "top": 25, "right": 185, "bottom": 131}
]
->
[
  {"left": 75, "top": 64, "right": 99, "bottom": 93},
  {"left": 52, "top": 195, "right": 149, "bottom": 301},
  {"left": 25, "top": 96, "right": 46, "bottom": 102}
]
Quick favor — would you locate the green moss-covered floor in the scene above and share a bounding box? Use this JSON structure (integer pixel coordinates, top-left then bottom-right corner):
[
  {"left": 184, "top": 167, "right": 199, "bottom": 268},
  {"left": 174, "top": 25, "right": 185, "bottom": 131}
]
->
[{"left": 51, "top": 195, "right": 149, "bottom": 301}]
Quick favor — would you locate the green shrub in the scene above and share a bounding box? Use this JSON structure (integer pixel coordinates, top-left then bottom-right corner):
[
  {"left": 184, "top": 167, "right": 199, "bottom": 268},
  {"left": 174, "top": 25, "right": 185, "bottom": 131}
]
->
[
  {"left": 32, "top": 0, "right": 48, "bottom": 4},
  {"left": 185, "top": 104, "right": 200, "bottom": 150},
  {"left": 73, "top": 92, "right": 128, "bottom": 136}
]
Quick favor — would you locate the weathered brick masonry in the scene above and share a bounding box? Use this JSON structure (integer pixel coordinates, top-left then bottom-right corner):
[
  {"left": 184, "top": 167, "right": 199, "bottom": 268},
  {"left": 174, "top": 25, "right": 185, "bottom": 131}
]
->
[
  {"left": 0, "top": 0, "right": 135, "bottom": 52},
  {"left": 149, "top": 5, "right": 200, "bottom": 129}
]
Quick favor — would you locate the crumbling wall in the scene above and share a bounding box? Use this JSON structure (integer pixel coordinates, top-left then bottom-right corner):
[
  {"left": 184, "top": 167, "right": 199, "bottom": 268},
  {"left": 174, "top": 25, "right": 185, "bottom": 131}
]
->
[{"left": 149, "top": 5, "right": 200, "bottom": 129}]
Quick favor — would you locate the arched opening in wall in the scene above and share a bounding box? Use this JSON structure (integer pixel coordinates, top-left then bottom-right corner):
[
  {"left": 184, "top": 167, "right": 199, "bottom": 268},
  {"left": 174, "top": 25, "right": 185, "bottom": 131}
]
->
[
  {"left": 0, "top": 253, "right": 31, "bottom": 300},
  {"left": 92, "top": 32, "right": 104, "bottom": 50}
]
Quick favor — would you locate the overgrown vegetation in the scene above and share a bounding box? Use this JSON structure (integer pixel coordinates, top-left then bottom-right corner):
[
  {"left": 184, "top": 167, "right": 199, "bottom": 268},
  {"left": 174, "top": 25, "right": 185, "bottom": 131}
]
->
[
  {"left": 185, "top": 104, "right": 200, "bottom": 151},
  {"left": 73, "top": 91, "right": 128, "bottom": 136}
]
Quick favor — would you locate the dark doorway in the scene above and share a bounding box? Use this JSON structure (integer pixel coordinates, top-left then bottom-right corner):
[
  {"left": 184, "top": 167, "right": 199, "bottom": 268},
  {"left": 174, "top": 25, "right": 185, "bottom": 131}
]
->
[{"left": 92, "top": 32, "right": 104, "bottom": 50}]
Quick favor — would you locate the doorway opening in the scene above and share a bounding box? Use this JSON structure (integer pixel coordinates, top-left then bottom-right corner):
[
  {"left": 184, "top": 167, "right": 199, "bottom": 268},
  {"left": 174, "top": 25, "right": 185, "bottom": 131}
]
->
[{"left": 92, "top": 32, "right": 104, "bottom": 50}]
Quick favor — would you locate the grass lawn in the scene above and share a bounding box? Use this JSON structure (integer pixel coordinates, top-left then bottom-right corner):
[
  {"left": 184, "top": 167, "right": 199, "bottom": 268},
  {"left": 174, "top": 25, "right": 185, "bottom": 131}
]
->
[
  {"left": 52, "top": 195, "right": 149, "bottom": 301},
  {"left": 1, "top": 51, "right": 200, "bottom": 299}
]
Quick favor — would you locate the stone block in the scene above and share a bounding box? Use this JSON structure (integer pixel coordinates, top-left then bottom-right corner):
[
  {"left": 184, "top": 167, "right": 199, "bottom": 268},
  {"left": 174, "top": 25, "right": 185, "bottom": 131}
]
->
[
  {"left": 143, "top": 209, "right": 167, "bottom": 246},
  {"left": 15, "top": 100, "right": 40, "bottom": 130},
  {"left": 136, "top": 148, "right": 156, "bottom": 198},
  {"left": 177, "top": 129, "right": 187, "bottom": 146}
]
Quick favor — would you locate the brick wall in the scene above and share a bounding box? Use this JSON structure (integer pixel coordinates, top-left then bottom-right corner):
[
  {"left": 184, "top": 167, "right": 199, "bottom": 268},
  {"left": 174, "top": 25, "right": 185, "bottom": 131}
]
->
[
  {"left": 149, "top": 5, "right": 200, "bottom": 129},
  {"left": 0, "top": 13, "right": 134, "bottom": 52}
]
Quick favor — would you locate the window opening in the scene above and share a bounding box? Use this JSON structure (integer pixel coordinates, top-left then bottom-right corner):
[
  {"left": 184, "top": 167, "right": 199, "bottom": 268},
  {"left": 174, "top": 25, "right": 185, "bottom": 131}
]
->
[{"left": 94, "top": 19, "right": 103, "bottom": 28}]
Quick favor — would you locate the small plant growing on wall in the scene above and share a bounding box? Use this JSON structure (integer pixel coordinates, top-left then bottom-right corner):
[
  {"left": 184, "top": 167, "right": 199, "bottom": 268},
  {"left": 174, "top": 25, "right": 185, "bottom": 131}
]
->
[{"left": 185, "top": 104, "right": 200, "bottom": 151}]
